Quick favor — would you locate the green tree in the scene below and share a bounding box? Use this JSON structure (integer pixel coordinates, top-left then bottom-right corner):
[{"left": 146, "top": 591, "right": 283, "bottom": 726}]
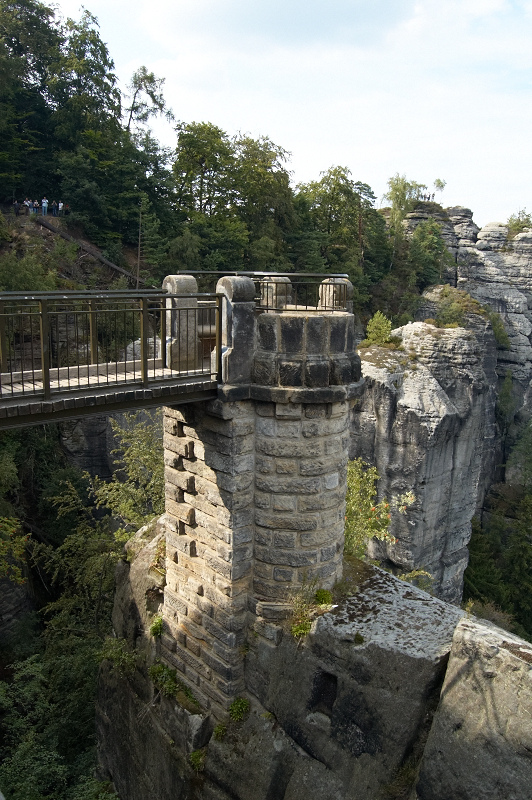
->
[
  {"left": 344, "top": 459, "right": 394, "bottom": 558},
  {"left": 124, "top": 66, "right": 173, "bottom": 132},
  {"left": 362, "top": 310, "right": 393, "bottom": 345},
  {"left": 507, "top": 208, "right": 532, "bottom": 239},
  {"left": 384, "top": 173, "right": 427, "bottom": 235},
  {"left": 408, "top": 218, "right": 455, "bottom": 288},
  {"left": 295, "top": 167, "right": 389, "bottom": 305}
]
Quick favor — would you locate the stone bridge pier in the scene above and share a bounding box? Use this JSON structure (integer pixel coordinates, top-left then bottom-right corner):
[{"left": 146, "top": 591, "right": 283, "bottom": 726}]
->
[{"left": 159, "top": 275, "right": 363, "bottom": 716}]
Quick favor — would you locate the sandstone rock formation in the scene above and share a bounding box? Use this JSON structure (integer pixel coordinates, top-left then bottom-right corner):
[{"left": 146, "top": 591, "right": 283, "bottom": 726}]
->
[
  {"left": 417, "top": 617, "right": 532, "bottom": 800},
  {"left": 99, "top": 530, "right": 532, "bottom": 800},
  {"left": 447, "top": 209, "right": 532, "bottom": 418},
  {"left": 351, "top": 319, "right": 497, "bottom": 603}
]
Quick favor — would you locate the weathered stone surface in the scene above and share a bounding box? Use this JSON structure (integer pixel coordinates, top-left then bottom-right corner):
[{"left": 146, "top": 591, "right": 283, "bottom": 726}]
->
[
  {"left": 417, "top": 617, "right": 532, "bottom": 800},
  {"left": 111, "top": 519, "right": 165, "bottom": 648},
  {"left": 353, "top": 319, "right": 497, "bottom": 602}
]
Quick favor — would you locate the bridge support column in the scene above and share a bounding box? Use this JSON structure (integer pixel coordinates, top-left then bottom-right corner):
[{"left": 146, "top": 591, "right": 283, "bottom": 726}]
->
[{"left": 159, "top": 275, "right": 363, "bottom": 714}]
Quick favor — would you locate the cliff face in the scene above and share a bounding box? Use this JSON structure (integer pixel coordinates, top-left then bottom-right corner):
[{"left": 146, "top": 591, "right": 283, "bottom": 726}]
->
[
  {"left": 351, "top": 318, "right": 497, "bottom": 603},
  {"left": 450, "top": 209, "right": 532, "bottom": 416},
  {"left": 98, "top": 532, "right": 532, "bottom": 800}
]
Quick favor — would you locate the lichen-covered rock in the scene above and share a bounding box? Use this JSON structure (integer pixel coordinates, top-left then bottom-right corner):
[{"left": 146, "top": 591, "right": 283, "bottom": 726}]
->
[
  {"left": 416, "top": 617, "right": 532, "bottom": 800},
  {"left": 446, "top": 207, "right": 479, "bottom": 249},
  {"left": 111, "top": 518, "right": 165, "bottom": 649},
  {"left": 99, "top": 560, "right": 463, "bottom": 800},
  {"left": 352, "top": 319, "right": 497, "bottom": 602},
  {"left": 449, "top": 216, "right": 532, "bottom": 417}
]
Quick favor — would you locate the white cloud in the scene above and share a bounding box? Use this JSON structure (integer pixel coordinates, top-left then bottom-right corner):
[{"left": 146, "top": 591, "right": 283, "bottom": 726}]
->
[{"left": 52, "top": 0, "right": 532, "bottom": 225}]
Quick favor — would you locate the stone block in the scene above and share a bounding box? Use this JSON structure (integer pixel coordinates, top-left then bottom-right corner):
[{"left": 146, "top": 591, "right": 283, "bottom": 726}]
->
[
  {"left": 163, "top": 434, "right": 195, "bottom": 459},
  {"left": 255, "top": 545, "right": 319, "bottom": 567},
  {"left": 203, "top": 616, "right": 238, "bottom": 648},
  {"left": 201, "top": 649, "right": 241, "bottom": 682},
  {"left": 273, "top": 531, "right": 297, "bottom": 548},
  {"left": 254, "top": 492, "right": 271, "bottom": 509},
  {"left": 306, "top": 315, "right": 328, "bottom": 353},
  {"left": 164, "top": 466, "right": 195, "bottom": 494},
  {"left": 304, "top": 404, "right": 327, "bottom": 418},
  {"left": 273, "top": 567, "right": 293, "bottom": 582},
  {"left": 305, "top": 359, "right": 330, "bottom": 388},
  {"left": 328, "top": 316, "right": 348, "bottom": 353},
  {"left": 272, "top": 495, "right": 297, "bottom": 512},
  {"left": 280, "top": 316, "right": 304, "bottom": 354},
  {"left": 279, "top": 359, "right": 304, "bottom": 387},
  {"left": 256, "top": 416, "right": 276, "bottom": 436},
  {"left": 253, "top": 356, "right": 277, "bottom": 386},
  {"left": 324, "top": 472, "right": 339, "bottom": 489},
  {"left": 165, "top": 499, "right": 195, "bottom": 526},
  {"left": 256, "top": 475, "right": 321, "bottom": 495},
  {"left": 256, "top": 439, "right": 323, "bottom": 459},
  {"left": 255, "top": 511, "right": 318, "bottom": 531},
  {"left": 275, "top": 459, "right": 297, "bottom": 474},
  {"left": 255, "top": 402, "right": 275, "bottom": 417},
  {"left": 255, "top": 529, "right": 272, "bottom": 546},
  {"left": 275, "top": 403, "right": 302, "bottom": 419},
  {"left": 257, "top": 315, "right": 278, "bottom": 351},
  {"left": 330, "top": 356, "right": 354, "bottom": 385},
  {"left": 253, "top": 618, "right": 284, "bottom": 645},
  {"left": 256, "top": 455, "right": 275, "bottom": 474}
]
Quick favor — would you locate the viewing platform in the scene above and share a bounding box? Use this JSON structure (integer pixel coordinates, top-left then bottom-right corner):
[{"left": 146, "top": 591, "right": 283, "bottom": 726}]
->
[{"left": 0, "top": 273, "right": 352, "bottom": 428}]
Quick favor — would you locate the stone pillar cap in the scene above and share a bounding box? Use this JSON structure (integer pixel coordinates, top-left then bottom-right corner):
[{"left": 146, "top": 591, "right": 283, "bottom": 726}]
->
[{"left": 216, "top": 276, "right": 255, "bottom": 302}]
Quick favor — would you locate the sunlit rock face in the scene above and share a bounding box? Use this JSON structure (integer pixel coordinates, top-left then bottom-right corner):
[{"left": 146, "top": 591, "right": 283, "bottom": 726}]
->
[
  {"left": 452, "top": 215, "right": 532, "bottom": 416},
  {"left": 351, "top": 319, "right": 497, "bottom": 604},
  {"left": 416, "top": 617, "right": 532, "bottom": 800}
]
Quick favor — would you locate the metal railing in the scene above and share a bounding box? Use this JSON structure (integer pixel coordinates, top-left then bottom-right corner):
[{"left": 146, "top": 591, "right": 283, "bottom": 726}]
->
[
  {"left": 179, "top": 272, "right": 352, "bottom": 312},
  {"left": 0, "top": 291, "right": 221, "bottom": 400}
]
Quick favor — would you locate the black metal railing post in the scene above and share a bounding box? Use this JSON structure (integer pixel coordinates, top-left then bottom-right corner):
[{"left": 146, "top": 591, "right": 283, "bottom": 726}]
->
[
  {"left": 160, "top": 296, "right": 167, "bottom": 369},
  {"left": 89, "top": 300, "right": 98, "bottom": 364},
  {"left": 139, "top": 296, "right": 149, "bottom": 387},
  {"left": 216, "top": 293, "right": 223, "bottom": 382},
  {"left": 0, "top": 300, "right": 7, "bottom": 373},
  {"left": 39, "top": 298, "right": 51, "bottom": 399}
]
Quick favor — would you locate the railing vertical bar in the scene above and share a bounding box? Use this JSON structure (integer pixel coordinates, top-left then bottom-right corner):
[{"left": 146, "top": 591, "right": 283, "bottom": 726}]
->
[
  {"left": 161, "top": 297, "right": 167, "bottom": 370},
  {"left": 0, "top": 301, "right": 7, "bottom": 375},
  {"left": 23, "top": 308, "right": 31, "bottom": 394},
  {"left": 89, "top": 300, "right": 98, "bottom": 366},
  {"left": 216, "top": 294, "right": 222, "bottom": 382},
  {"left": 140, "top": 297, "right": 148, "bottom": 387},
  {"left": 39, "top": 299, "right": 51, "bottom": 400}
]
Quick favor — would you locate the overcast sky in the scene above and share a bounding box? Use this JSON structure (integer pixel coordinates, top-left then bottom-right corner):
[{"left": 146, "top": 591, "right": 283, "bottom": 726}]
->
[{"left": 55, "top": 0, "right": 532, "bottom": 228}]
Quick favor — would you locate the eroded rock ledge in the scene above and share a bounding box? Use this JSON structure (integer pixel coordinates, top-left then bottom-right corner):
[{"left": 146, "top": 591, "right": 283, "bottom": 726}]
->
[{"left": 352, "top": 318, "right": 497, "bottom": 603}]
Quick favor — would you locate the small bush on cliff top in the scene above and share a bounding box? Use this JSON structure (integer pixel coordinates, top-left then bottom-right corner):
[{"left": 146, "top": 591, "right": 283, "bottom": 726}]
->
[
  {"left": 289, "top": 580, "right": 334, "bottom": 640},
  {"left": 360, "top": 311, "right": 401, "bottom": 348}
]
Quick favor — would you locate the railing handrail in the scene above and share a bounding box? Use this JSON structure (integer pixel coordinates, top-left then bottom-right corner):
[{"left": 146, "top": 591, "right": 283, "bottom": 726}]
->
[
  {"left": 172, "top": 271, "right": 349, "bottom": 278},
  {"left": 0, "top": 291, "right": 219, "bottom": 302}
]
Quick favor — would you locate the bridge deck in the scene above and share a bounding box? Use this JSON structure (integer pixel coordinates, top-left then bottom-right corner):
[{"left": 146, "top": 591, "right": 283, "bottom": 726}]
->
[{"left": 0, "top": 361, "right": 218, "bottom": 429}]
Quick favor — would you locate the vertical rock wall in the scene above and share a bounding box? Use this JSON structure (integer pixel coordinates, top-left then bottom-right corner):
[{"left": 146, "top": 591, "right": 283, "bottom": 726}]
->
[{"left": 352, "top": 318, "right": 497, "bottom": 603}]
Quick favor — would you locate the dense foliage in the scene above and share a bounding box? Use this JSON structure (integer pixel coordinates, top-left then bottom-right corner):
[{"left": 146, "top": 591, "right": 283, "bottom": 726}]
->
[
  {"left": 1, "top": 0, "right": 456, "bottom": 312},
  {"left": 0, "top": 411, "right": 163, "bottom": 799},
  {"left": 464, "top": 421, "right": 532, "bottom": 641}
]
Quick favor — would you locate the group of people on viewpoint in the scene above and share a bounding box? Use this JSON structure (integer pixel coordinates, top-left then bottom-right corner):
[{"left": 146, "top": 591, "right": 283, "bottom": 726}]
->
[{"left": 13, "top": 198, "right": 70, "bottom": 217}]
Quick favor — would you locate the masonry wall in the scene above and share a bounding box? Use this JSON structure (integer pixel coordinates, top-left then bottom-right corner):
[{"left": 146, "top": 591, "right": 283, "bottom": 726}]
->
[{"left": 158, "top": 275, "right": 363, "bottom": 714}]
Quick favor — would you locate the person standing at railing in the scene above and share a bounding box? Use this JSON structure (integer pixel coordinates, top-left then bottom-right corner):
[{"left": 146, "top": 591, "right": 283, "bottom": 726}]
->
[
  {"left": 41, "top": 197, "right": 48, "bottom": 216},
  {"left": 58, "top": 200, "right": 63, "bottom": 215},
  {"left": 51, "top": 200, "right": 58, "bottom": 217}
]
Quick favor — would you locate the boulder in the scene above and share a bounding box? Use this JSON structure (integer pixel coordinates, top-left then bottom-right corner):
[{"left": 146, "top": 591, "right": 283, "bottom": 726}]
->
[{"left": 417, "top": 617, "right": 532, "bottom": 800}]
